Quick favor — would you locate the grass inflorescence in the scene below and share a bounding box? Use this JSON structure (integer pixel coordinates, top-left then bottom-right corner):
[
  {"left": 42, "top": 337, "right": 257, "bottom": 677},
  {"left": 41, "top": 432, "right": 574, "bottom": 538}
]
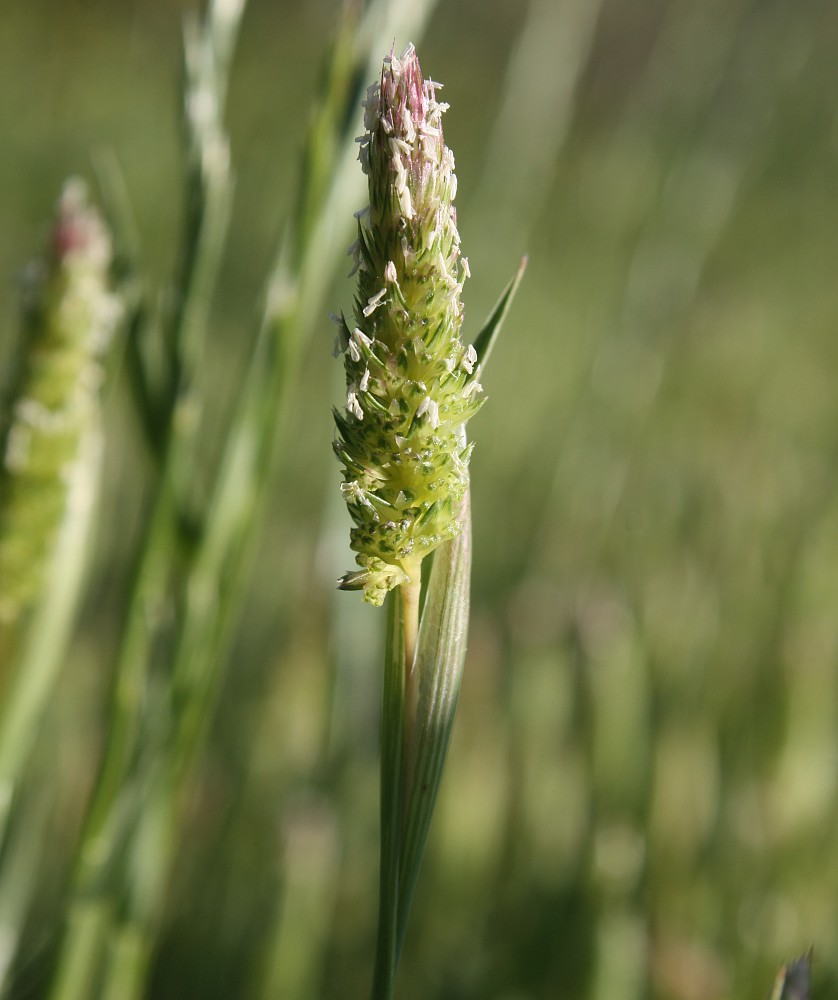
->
[{"left": 334, "top": 44, "right": 483, "bottom": 608}]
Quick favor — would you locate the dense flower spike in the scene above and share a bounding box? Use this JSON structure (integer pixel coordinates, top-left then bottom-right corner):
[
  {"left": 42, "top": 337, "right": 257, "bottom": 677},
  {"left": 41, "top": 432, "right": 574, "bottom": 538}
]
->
[
  {"left": 334, "top": 45, "right": 483, "bottom": 606},
  {"left": 0, "top": 180, "right": 120, "bottom": 621}
]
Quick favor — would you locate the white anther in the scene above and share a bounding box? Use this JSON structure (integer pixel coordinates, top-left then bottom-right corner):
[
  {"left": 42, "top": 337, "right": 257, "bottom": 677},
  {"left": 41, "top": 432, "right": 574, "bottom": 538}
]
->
[
  {"left": 341, "top": 479, "right": 376, "bottom": 514},
  {"left": 389, "top": 137, "right": 411, "bottom": 157},
  {"left": 416, "top": 396, "right": 440, "bottom": 429},
  {"left": 398, "top": 186, "right": 413, "bottom": 219},
  {"left": 347, "top": 391, "right": 363, "bottom": 420},
  {"left": 362, "top": 288, "right": 387, "bottom": 317},
  {"left": 461, "top": 344, "right": 477, "bottom": 374},
  {"left": 401, "top": 105, "right": 415, "bottom": 142}
]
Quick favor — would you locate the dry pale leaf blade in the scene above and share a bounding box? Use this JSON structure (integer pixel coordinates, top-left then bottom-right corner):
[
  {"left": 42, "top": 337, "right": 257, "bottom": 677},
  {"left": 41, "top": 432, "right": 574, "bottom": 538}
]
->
[{"left": 396, "top": 493, "right": 472, "bottom": 949}]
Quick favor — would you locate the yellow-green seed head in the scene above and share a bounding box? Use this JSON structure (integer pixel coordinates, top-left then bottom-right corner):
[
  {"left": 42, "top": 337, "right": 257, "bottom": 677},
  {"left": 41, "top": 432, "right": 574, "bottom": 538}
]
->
[
  {"left": 334, "top": 45, "right": 483, "bottom": 606},
  {"left": 0, "top": 180, "right": 120, "bottom": 621}
]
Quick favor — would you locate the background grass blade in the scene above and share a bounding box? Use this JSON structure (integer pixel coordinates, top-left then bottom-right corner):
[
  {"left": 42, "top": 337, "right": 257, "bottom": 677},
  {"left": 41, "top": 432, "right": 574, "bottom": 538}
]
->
[{"left": 0, "top": 425, "right": 103, "bottom": 850}]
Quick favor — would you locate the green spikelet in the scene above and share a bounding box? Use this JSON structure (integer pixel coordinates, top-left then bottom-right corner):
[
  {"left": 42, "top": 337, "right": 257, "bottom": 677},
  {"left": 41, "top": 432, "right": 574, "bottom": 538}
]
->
[
  {"left": 0, "top": 180, "right": 120, "bottom": 622},
  {"left": 334, "top": 44, "right": 483, "bottom": 606}
]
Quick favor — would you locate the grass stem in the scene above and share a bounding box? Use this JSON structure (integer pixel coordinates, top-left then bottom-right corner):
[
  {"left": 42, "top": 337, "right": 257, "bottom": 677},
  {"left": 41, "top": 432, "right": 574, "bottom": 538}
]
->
[{"left": 401, "top": 568, "right": 421, "bottom": 678}]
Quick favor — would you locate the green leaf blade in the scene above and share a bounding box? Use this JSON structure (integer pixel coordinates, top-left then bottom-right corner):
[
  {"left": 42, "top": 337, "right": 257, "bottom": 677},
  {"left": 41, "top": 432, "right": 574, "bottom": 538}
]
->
[
  {"left": 770, "top": 954, "right": 812, "bottom": 1000},
  {"left": 472, "top": 255, "right": 527, "bottom": 370}
]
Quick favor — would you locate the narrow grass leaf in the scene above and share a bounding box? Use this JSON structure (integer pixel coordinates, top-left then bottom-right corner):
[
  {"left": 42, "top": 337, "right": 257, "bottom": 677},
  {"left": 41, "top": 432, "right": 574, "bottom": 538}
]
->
[
  {"left": 770, "top": 954, "right": 812, "bottom": 1000},
  {"left": 472, "top": 255, "right": 527, "bottom": 370},
  {"left": 92, "top": 151, "right": 164, "bottom": 454}
]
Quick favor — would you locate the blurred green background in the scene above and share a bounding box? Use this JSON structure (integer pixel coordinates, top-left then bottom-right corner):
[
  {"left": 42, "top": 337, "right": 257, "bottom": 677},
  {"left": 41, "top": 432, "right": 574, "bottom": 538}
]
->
[{"left": 2, "top": 0, "right": 838, "bottom": 997}]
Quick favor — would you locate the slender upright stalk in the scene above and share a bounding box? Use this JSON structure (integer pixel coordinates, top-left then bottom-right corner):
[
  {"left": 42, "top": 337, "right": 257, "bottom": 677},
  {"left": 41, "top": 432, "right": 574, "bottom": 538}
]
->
[
  {"left": 401, "top": 568, "right": 421, "bottom": 674},
  {"left": 399, "top": 568, "right": 422, "bottom": 832},
  {"left": 372, "top": 589, "right": 406, "bottom": 1000},
  {"left": 333, "top": 46, "right": 506, "bottom": 1000}
]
